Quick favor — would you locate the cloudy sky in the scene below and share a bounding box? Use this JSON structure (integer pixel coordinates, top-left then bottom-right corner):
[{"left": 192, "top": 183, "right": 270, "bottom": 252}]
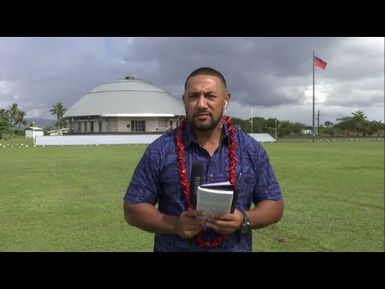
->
[{"left": 0, "top": 37, "right": 383, "bottom": 125}]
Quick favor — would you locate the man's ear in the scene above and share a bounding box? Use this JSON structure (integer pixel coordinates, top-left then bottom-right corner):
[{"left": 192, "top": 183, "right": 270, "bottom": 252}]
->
[{"left": 224, "top": 92, "right": 231, "bottom": 108}]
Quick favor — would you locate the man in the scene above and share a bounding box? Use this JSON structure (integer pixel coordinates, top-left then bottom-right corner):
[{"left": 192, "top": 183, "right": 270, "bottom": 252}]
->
[{"left": 124, "top": 67, "right": 283, "bottom": 251}]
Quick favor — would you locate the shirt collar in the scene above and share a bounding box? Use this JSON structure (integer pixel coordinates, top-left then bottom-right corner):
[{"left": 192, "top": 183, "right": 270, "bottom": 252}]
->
[{"left": 183, "top": 120, "right": 230, "bottom": 148}]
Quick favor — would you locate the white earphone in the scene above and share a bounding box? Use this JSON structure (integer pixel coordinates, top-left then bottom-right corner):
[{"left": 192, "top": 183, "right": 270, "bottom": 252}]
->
[{"left": 224, "top": 101, "right": 228, "bottom": 108}]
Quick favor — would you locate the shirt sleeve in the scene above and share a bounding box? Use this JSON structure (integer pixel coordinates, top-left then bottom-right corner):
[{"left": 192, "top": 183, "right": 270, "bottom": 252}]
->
[
  {"left": 253, "top": 147, "right": 283, "bottom": 203},
  {"left": 124, "top": 144, "right": 162, "bottom": 205}
]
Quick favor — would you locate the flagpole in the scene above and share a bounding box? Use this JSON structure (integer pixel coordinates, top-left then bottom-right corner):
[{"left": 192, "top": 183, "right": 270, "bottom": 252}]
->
[{"left": 312, "top": 51, "right": 315, "bottom": 142}]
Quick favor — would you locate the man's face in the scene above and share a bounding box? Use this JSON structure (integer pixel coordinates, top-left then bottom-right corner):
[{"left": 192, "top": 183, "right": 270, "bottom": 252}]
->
[{"left": 183, "top": 75, "right": 230, "bottom": 131}]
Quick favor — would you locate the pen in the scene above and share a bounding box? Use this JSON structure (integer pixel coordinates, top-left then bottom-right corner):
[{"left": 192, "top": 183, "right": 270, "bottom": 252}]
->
[
  {"left": 237, "top": 171, "right": 242, "bottom": 184},
  {"left": 231, "top": 172, "right": 242, "bottom": 213}
]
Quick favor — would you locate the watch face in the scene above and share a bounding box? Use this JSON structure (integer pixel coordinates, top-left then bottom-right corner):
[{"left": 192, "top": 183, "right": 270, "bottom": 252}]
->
[{"left": 241, "top": 218, "right": 251, "bottom": 234}]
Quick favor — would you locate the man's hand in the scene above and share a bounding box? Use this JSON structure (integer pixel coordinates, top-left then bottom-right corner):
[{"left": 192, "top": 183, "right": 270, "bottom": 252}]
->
[
  {"left": 206, "top": 209, "right": 244, "bottom": 235},
  {"left": 175, "top": 210, "right": 207, "bottom": 239}
]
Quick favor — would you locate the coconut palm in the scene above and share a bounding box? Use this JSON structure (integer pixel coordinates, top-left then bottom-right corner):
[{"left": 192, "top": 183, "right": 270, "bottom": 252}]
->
[
  {"left": 0, "top": 108, "right": 11, "bottom": 138},
  {"left": 8, "top": 103, "right": 27, "bottom": 135},
  {"left": 49, "top": 102, "right": 67, "bottom": 129},
  {"left": 8, "top": 103, "right": 19, "bottom": 134},
  {"left": 15, "top": 110, "right": 27, "bottom": 130}
]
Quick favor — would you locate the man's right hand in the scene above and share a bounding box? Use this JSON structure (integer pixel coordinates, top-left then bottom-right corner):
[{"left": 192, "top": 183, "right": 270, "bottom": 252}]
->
[{"left": 175, "top": 210, "right": 207, "bottom": 239}]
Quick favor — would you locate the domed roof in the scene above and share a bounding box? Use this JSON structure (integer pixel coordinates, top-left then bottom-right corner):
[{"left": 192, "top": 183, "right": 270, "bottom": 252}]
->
[{"left": 64, "top": 77, "right": 185, "bottom": 118}]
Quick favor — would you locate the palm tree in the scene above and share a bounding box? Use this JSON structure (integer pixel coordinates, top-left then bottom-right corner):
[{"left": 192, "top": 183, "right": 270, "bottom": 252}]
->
[
  {"left": 49, "top": 102, "right": 67, "bottom": 129},
  {"left": 0, "top": 109, "right": 11, "bottom": 138},
  {"left": 8, "top": 103, "right": 27, "bottom": 135},
  {"left": 15, "top": 110, "right": 27, "bottom": 130},
  {"left": 8, "top": 103, "right": 19, "bottom": 135}
]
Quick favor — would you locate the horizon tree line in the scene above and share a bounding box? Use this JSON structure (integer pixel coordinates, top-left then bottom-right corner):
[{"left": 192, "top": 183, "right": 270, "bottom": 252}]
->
[
  {"left": 231, "top": 110, "right": 384, "bottom": 138},
  {"left": 0, "top": 102, "right": 67, "bottom": 138},
  {"left": 0, "top": 103, "right": 384, "bottom": 139}
]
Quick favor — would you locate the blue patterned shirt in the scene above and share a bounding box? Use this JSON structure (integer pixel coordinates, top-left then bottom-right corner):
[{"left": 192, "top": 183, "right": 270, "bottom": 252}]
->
[{"left": 124, "top": 121, "right": 282, "bottom": 252}]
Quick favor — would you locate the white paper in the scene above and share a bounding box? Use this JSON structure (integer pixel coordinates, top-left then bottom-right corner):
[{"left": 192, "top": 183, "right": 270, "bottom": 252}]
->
[{"left": 196, "top": 182, "right": 234, "bottom": 216}]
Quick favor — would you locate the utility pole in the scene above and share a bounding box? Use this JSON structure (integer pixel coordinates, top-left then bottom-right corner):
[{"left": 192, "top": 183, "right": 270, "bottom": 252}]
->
[
  {"left": 275, "top": 119, "right": 278, "bottom": 140},
  {"left": 250, "top": 107, "right": 254, "bottom": 133},
  {"left": 317, "top": 110, "right": 320, "bottom": 136}
]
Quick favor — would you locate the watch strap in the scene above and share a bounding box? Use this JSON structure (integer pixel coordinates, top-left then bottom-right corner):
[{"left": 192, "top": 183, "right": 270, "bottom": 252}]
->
[{"left": 239, "top": 210, "right": 251, "bottom": 234}]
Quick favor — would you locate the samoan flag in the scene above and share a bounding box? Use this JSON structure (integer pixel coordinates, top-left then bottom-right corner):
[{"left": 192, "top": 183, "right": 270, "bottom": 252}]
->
[{"left": 314, "top": 55, "right": 327, "bottom": 69}]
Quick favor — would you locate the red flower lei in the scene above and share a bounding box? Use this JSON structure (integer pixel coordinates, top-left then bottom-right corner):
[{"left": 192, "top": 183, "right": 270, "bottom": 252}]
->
[{"left": 176, "top": 115, "right": 238, "bottom": 248}]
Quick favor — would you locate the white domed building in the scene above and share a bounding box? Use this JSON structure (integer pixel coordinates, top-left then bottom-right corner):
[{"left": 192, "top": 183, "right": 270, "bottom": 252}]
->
[{"left": 63, "top": 76, "right": 185, "bottom": 134}]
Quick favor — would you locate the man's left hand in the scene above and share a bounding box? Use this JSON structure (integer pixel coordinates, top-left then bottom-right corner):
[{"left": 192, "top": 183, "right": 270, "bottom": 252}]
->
[{"left": 206, "top": 209, "right": 244, "bottom": 234}]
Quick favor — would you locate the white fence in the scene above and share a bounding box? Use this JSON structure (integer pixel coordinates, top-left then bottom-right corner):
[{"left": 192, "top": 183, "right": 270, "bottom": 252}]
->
[
  {"left": 35, "top": 133, "right": 276, "bottom": 146},
  {"left": 249, "top": 133, "right": 276, "bottom": 143},
  {"left": 35, "top": 134, "right": 162, "bottom": 146}
]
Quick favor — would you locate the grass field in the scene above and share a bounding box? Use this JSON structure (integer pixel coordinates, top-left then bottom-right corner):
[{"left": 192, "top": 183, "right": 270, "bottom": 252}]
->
[{"left": 0, "top": 139, "right": 383, "bottom": 251}]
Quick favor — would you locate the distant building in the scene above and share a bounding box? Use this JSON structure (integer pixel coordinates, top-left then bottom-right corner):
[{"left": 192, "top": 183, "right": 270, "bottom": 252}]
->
[
  {"left": 63, "top": 76, "right": 185, "bottom": 134},
  {"left": 301, "top": 129, "right": 312, "bottom": 135},
  {"left": 25, "top": 127, "right": 44, "bottom": 138},
  {"left": 47, "top": 128, "right": 70, "bottom": 136}
]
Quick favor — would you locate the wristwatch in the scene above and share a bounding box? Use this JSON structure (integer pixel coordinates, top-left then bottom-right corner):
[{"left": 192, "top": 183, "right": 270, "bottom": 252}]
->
[{"left": 239, "top": 210, "right": 251, "bottom": 234}]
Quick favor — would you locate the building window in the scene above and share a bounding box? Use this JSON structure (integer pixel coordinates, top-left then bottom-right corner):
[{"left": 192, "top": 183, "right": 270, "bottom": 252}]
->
[
  {"left": 77, "top": 122, "right": 81, "bottom": 132},
  {"left": 99, "top": 121, "right": 103, "bottom": 132},
  {"left": 131, "top": 120, "right": 145, "bottom": 132},
  {"left": 90, "top": 121, "right": 94, "bottom": 132}
]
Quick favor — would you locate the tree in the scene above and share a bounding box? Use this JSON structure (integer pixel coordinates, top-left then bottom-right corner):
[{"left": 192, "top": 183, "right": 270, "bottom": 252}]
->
[
  {"left": 324, "top": 120, "right": 334, "bottom": 128},
  {"left": 265, "top": 118, "right": 279, "bottom": 137},
  {"left": 335, "top": 115, "right": 354, "bottom": 135},
  {"left": 351, "top": 110, "right": 369, "bottom": 136},
  {"left": 0, "top": 108, "right": 11, "bottom": 138},
  {"left": 49, "top": 102, "right": 67, "bottom": 129},
  {"left": 8, "top": 103, "right": 27, "bottom": 135},
  {"left": 252, "top": 117, "right": 266, "bottom": 133},
  {"left": 8, "top": 103, "right": 18, "bottom": 135},
  {"left": 319, "top": 120, "right": 335, "bottom": 136},
  {"left": 15, "top": 110, "right": 27, "bottom": 130},
  {"left": 367, "top": 120, "right": 385, "bottom": 136},
  {"left": 335, "top": 110, "right": 369, "bottom": 136},
  {"left": 231, "top": 117, "right": 251, "bottom": 133}
]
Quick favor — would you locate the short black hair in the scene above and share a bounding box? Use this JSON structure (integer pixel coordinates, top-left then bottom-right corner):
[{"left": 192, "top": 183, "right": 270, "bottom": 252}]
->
[{"left": 184, "top": 67, "right": 228, "bottom": 91}]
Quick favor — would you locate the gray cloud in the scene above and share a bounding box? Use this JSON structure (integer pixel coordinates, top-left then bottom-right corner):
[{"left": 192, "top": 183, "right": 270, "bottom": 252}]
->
[{"left": 0, "top": 37, "right": 383, "bottom": 124}]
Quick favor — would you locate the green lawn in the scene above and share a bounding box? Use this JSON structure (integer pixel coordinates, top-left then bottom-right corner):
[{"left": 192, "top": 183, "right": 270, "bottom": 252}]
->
[
  {"left": 256, "top": 141, "right": 384, "bottom": 251},
  {"left": 0, "top": 141, "right": 383, "bottom": 251}
]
